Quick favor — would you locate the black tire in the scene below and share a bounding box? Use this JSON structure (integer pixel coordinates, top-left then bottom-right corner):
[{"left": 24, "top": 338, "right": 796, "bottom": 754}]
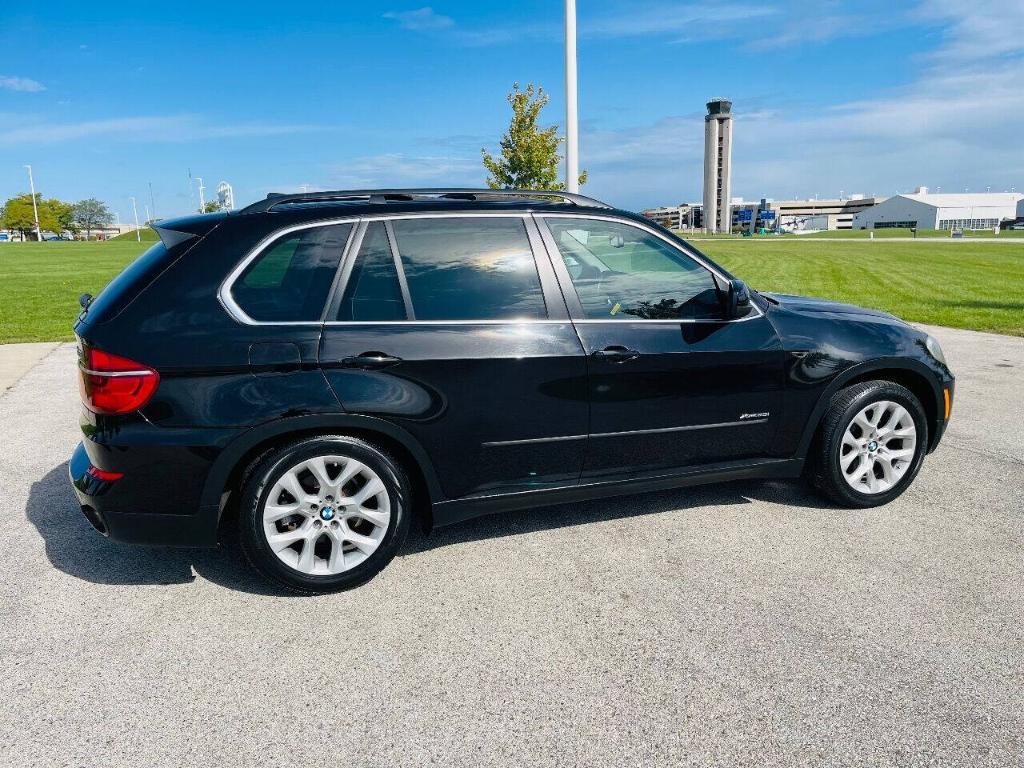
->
[
  {"left": 808, "top": 380, "right": 929, "bottom": 508},
  {"left": 239, "top": 435, "right": 412, "bottom": 594}
]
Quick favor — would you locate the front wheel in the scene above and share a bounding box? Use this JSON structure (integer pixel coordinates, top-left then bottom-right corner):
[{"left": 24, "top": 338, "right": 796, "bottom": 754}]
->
[
  {"left": 239, "top": 436, "right": 411, "bottom": 593},
  {"left": 809, "top": 380, "right": 929, "bottom": 508}
]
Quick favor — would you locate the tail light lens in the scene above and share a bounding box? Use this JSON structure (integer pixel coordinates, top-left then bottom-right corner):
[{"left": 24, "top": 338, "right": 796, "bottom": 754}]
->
[{"left": 79, "top": 345, "right": 160, "bottom": 415}]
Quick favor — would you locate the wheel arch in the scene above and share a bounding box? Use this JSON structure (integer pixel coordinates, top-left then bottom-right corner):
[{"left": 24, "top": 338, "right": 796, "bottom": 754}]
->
[
  {"left": 796, "top": 358, "right": 944, "bottom": 458},
  {"left": 202, "top": 414, "right": 442, "bottom": 536}
]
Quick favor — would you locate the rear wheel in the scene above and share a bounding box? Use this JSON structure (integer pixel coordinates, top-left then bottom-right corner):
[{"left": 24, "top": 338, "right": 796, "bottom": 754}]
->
[
  {"left": 239, "top": 436, "right": 411, "bottom": 593},
  {"left": 809, "top": 380, "right": 928, "bottom": 508}
]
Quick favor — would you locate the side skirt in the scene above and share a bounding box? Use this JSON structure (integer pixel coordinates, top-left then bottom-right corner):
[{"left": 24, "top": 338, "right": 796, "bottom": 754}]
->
[{"left": 432, "top": 457, "right": 804, "bottom": 528}]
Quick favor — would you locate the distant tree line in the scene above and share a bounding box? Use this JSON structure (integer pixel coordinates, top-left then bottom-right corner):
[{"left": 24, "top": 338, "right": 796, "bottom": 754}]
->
[{"left": 0, "top": 194, "right": 114, "bottom": 240}]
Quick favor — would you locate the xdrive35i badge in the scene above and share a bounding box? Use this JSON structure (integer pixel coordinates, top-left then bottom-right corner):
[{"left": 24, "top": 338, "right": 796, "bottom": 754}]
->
[{"left": 740, "top": 412, "right": 770, "bottom": 420}]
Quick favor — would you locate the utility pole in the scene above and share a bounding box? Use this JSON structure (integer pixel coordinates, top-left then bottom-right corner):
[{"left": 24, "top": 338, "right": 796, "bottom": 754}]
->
[
  {"left": 196, "top": 177, "right": 206, "bottom": 213},
  {"left": 148, "top": 181, "right": 157, "bottom": 220},
  {"left": 24, "top": 165, "right": 42, "bottom": 241},
  {"left": 564, "top": 0, "right": 579, "bottom": 193},
  {"left": 129, "top": 196, "right": 141, "bottom": 243}
]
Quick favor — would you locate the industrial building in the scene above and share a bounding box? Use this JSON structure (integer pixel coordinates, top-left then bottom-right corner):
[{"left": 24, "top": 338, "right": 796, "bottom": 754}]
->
[
  {"left": 639, "top": 204, "right": 701, "bottom": 230},
  {"left": 702, "top": 99, "right": 733, "bottom": 234},
  {"left": 733, "top": 196, "right": 885, "bottom": 232},
  {"left": 853, "top": 188, "right": 1024, "bottom": 230}
]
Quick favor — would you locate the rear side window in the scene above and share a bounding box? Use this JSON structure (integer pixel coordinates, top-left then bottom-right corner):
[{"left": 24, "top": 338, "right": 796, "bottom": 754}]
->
[
  {"left": 232, "top": 224, "right": 351, "bottom": 322},
  {"left": 336, "top": 222, "right": 406, "bottom": 321},
  {"left": 81, "top": 242, "right": 172, "bottom": 324},
  {"left": 390, "top": 217, "right": 546, "bottom": 321}
]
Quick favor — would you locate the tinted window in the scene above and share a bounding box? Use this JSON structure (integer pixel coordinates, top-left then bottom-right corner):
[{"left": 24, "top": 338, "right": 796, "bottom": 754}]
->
[
  {"left": 233, "top": 224, "right": 351, "bottom": 321},
  {"left": 336, "top": 222, "right": 406, "bottom": 321},
  {"left": 545, "top": 217, "right": 721, "bottom": 320},
  {"left": 390, "top": 218, "right": 546, "bottom": 321}
]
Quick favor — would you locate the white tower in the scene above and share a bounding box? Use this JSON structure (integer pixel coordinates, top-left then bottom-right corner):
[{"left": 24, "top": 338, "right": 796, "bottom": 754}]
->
[
  {"left": 216, "top": 181, "right": 235, "bottom": 211},
  {"left": 703, "top": 99, "right": 733, "bottom": 234}
]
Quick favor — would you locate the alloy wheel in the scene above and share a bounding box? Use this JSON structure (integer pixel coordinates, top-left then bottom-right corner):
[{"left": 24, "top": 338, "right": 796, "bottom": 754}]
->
[
  {"left": 839, "top": 400, "right": 918, "bottom": 495},
  {"left": 262, "top": 455, "right": 391, "bottom": 575}
]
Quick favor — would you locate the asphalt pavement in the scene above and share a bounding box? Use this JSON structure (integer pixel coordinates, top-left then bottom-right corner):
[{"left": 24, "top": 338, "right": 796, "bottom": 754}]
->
[{"left": 2, "top": 325, "right": 1021, "bottom": 767}]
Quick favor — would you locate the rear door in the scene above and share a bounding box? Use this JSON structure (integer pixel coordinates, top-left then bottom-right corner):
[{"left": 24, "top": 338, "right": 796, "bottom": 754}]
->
[
  {"left": 537, "top": 214, "right": 786, "bottom": 482},
  {"left": 318, "top": 213, "right": 589, "bottom": 501}
]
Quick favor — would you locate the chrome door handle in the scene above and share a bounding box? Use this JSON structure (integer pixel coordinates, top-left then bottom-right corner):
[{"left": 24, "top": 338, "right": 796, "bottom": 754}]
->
[
  {"left": 591, "top": 346, "right": 640, "bottom": 363},
  {"left": 340, "top": 352, "right": 403, "bottom": 369}
]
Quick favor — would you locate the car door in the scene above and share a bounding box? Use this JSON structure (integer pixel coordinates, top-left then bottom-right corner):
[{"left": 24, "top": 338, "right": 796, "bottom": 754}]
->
[
  {"left": 537, "top": 213, "right": 786, "bottom": 482},
  {"left": 318, "top": 213, "right": 589, "bottom": 501}
]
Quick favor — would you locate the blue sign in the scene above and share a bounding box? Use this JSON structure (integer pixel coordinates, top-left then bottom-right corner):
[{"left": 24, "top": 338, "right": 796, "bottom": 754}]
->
[
  {"left": 759, "top": 211, "right": 776, "bottom": 221},
  {"left": 737, "top": 210, "right": 753, "bottom": 222}
]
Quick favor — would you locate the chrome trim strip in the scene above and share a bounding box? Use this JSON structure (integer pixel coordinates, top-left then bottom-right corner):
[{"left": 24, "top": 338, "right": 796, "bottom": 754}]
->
[
  {"left": 483, "top": 418, "right": 768, "bottom": 447},
  {"left": 590, "top": 419, "right": 767, "bottom": 438},
  {"left": 482, "top": 434, "right": 587, "bottom": 448},
  {"left": 80, "top": 368, "right": 153, "bottom": 378},
  {"left": 218, "top": 210, "right": 764, "bottom": 327}
]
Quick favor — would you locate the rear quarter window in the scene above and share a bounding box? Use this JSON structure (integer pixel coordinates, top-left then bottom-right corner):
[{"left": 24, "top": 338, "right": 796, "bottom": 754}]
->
[{"left": 80, "top": 242, "right": 173, "bottom": 324}]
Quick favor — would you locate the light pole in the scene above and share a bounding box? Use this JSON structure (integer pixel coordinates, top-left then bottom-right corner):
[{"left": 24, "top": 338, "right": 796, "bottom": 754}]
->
[
  {"left": 24, "top": 165, "right": 42, "bottom": 242},
  {"left": 564, "top": 0, "right": 579, "bottom": 194},
  {"left": 196, "top": 177, "right": 206, "bottom": 213},
  {"left": 129, "top": 196, "right": 141, "bottom": 242}
]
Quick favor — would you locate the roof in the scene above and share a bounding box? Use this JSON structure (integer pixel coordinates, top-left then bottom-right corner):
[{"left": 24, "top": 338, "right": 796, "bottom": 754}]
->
[{"left": 898, "top": 192, "right": 1023, "bottom": 207}]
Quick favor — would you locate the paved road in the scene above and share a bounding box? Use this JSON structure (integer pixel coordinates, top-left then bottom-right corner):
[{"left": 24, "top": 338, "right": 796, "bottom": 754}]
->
[{"left": 2, "top": 326, "right": 1021, "bottom": 767}]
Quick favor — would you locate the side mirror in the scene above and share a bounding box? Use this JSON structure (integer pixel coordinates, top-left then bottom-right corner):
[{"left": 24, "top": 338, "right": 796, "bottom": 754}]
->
[{"left": 723, "top": 278, "right": 751, "bottom": 319}]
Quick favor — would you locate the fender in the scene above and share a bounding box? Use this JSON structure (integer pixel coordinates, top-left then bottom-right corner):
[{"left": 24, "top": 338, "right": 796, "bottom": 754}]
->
[
  {"left": 794, "top": 356, "right": 945, "bottom": 458},
  {"left": 198, "top": 413, "right": 444, "bottom": 510}
]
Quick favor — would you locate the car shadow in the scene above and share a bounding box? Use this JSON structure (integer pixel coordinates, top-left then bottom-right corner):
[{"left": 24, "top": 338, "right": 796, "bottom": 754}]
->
[{"left": 29, "top": 462, "right": 836, "bottom": 595}]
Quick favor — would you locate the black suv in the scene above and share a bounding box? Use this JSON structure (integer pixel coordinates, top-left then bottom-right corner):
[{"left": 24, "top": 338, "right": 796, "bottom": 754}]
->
[{"left": 70, "top": 189, "right": 954, "bottom": 593}]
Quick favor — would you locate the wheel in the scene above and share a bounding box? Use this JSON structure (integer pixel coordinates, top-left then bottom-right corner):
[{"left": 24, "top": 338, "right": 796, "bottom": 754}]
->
[
  {"left": 239, "top": 436, "right": 411, "bottom": 593},
  {"left": 809, "top": 380, "right": 929, "bottom": 508}
]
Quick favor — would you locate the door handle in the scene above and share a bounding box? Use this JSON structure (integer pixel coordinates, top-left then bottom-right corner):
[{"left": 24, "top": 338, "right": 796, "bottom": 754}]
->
[
  {"left": 591, "top": 346, "right": 640, "bottom": 363},
  {"left": 341, "top": 352, "right": 403, "bottom": 369}
]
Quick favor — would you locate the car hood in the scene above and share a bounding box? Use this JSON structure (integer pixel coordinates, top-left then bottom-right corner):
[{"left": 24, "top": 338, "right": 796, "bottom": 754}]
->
[{"left": 762, "top": 292, "right": 905, "bottom": 324}]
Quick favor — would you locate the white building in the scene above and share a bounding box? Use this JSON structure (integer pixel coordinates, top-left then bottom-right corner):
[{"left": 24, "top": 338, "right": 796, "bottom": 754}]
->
[{"left": 854, "top": 188, "right": 1023, "bottom": 230}]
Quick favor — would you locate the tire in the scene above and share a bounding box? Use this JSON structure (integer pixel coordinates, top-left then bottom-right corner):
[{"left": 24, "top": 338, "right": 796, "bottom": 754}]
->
[
  {"left": 808, "top": 380, "right": 929, "bottom": 508},
  {"left": 239, "top": 435, "right": 412, "bottom": 594}
]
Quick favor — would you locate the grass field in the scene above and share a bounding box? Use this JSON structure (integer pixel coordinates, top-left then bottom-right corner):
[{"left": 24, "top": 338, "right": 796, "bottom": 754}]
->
[{"left": 1, "top": 237, "right": 1022, "bottom": 343}]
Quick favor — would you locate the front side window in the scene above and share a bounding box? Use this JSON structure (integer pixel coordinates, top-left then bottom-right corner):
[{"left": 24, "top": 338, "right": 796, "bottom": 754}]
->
[
  {"left": 233, "top": 223, "right": 351, "bottom": 321},
  {"left": 544, "top": 217, "right": 721, "bottom": 320},
  {"left": 390, "top": 217, "right": 546, "bottom": 321},
  {"left": 336, "top": 222, "right": 406, "bottom": 321}
]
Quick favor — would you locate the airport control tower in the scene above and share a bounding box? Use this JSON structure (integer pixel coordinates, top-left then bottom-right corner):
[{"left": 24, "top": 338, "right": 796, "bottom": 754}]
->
[{"left": 703, "top": 99, "right": 733, "bottom": 233}]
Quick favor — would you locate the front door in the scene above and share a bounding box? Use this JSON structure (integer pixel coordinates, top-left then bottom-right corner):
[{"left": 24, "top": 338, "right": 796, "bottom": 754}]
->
[
  {"left": 537, "top": 214, "right": 786, "bottom": 482},
  {"left": 319, "top": 214, "right": 589, "bottom": 501}
]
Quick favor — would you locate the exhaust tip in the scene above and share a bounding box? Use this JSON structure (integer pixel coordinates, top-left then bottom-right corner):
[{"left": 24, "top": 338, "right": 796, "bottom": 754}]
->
[{"left": 81, "top": 505, "right": 108, "bottom": 535}]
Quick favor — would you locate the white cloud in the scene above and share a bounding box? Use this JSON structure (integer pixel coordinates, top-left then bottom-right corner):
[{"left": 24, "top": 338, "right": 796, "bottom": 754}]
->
[
  {"left": 0, "top": 114, "right": 328, "bottom": 146},
  {"left": 0, "top": 75, "right": 46, "bottom": 92},
  {"left": 383, "top": 7, "right": 454, "bottom": 31},
  {"left": 326, "top": 152, "right": 482, "bottom": 188}
]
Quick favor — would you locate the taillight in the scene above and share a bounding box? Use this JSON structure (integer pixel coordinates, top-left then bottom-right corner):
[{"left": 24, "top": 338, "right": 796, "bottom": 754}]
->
[{"left": 79, "top": 345, "right": 160, "bottom": 415}]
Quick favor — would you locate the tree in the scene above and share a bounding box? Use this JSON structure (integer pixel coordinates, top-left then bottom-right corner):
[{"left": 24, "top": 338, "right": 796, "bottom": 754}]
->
[
  {"left": 72, "top": 198, "right": 113, "bottom": 240},
  {"left": 203, "top": 200, "right": 223, "bottom": 213},
  {"left": 0, "top": 194, "right": 39, "bottom": 240},
  {"left": 482, "top": 82, "right": 587, "bottom": 191}
]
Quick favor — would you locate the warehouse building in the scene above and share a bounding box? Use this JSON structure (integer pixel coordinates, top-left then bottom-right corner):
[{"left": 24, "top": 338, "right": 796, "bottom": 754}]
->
[
  {"left": 853, "top": 188, "right": 1023, "bottom": 230},
  {"left": 731, "top": 196, "right": 884, "bottom": 232}
]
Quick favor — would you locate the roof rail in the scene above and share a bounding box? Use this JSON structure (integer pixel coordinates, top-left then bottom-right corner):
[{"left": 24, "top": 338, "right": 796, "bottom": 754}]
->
[{"left": 238, "top": 188, "right": 613, "bottom": 215}]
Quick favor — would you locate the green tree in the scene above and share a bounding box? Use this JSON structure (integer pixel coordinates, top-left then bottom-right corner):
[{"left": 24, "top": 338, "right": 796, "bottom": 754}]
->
[
  {"left": 72, "top": 198, "right": 113, "bottom": 240},
  {"left": 481, "top": 82, "right": 587, "bottom": 191},
  {"left": 203, "top": 200, "right": 223, "bottom": 213},
  {"left": 0, "top": 194, "right": 39, "bottom": 239}
]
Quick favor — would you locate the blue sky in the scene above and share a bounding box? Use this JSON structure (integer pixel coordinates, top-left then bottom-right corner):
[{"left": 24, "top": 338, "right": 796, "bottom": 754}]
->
[{"left": 1, "top": 0, "right": 1022, "bottom": 221}]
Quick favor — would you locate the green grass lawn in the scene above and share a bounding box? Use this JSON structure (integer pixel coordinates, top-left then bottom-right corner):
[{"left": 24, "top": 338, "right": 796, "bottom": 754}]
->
[
  {"left": 1, "top": 237, "right": 1022, "bottom": 344},
  {"left": 697, "top": 239, "right": 1024, "bottom": 336}
]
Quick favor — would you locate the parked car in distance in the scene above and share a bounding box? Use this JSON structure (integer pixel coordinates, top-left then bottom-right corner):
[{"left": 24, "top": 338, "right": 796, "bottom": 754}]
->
[{"left": 70, "top": 188, "right": 955, "bottom": 593}]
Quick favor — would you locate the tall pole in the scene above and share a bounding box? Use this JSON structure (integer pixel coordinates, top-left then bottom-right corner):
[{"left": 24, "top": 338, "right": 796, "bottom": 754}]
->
[
  {"left": 148, "top": 181, "right": 157, "bottom": 221},
  {"left": 196, "top": 177, "right": 206, "bottom": 213},
  {"left": 564, "top": 0, "right": 579, "bottom": 194},
  {"left": 24, "top": 165, "right": 42, "bottom": 241},
  {"left": 129, "top": 196, "right": 141, "bottom": 243}
]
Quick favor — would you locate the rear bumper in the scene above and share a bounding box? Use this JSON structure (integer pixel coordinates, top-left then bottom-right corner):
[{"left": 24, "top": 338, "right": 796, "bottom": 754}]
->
[{"left": 69, "top": 424, "right": 230, "bottom": 547}]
